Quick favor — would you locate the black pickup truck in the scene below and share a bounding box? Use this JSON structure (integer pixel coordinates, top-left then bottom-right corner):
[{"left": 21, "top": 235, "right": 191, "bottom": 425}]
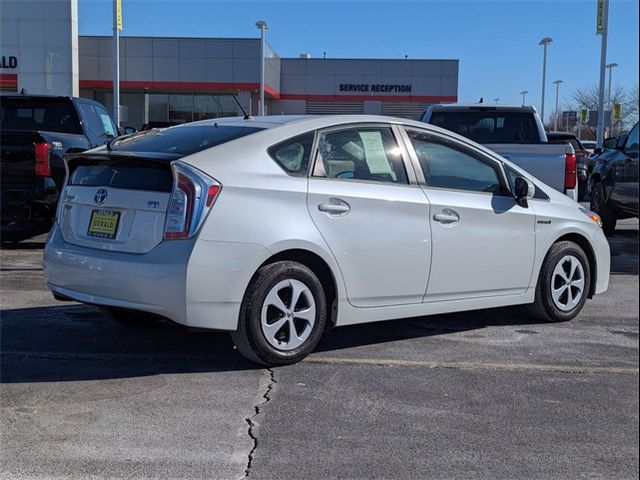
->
[
  {"left": 589, "top": 122, "right": 639, "bottom": 235},
  {"left": 1, "top": 95, "right": 121, "bottom": 242}
]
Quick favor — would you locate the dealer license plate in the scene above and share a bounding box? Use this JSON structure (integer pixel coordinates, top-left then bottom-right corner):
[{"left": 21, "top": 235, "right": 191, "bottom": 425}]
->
[{"left": 87, "top": 209, "right": 121, "bottom": 239}]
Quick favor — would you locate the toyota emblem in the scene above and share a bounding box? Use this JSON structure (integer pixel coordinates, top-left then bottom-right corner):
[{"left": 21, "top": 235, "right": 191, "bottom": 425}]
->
[{"left": 94, "top": 188, "right": 108, "bottom": 205}]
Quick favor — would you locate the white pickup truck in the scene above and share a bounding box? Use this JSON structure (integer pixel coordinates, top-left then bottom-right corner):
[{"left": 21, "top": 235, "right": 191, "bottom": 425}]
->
[{"left": 421, "top": 104, "right": 577, "bottom": 200}]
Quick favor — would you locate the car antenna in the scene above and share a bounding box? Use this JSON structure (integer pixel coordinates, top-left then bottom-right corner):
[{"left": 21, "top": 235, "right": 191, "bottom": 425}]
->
[{"left": 232, "top": 93, "right": 252, "bottom": 120}]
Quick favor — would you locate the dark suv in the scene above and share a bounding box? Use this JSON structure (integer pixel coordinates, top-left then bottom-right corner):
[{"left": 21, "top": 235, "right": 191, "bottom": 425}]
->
[{"left": 589, "top": 122, "right": 639, "bottom": 235}]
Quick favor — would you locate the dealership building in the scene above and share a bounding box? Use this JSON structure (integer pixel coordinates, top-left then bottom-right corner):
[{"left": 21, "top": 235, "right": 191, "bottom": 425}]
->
[{"left": 1, "top": 0, "right": 459, "bottom": 130}]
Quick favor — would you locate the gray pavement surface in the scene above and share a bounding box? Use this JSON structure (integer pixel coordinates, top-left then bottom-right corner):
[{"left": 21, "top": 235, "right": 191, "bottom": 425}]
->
[{"left": 1, "top": 220, "right": 638, "bottom": 480}]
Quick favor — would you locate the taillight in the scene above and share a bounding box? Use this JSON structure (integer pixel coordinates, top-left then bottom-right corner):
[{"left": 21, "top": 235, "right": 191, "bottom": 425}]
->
[
  {"left": 164, "top": 162, "right": 221, "bottom": 240},
  {"left": 565, "top": 153, "right": 577, "bottom": 190},
  {"left": 34, "top": 142, "right": 51, "bottom": 176}
]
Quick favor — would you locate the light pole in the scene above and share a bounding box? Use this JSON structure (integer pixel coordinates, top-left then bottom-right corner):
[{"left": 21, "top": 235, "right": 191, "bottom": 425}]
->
[
  {"left": 596, "top": 0, "right": 610, "bottom": 147},
  {"left": 255, "top": 20, "right": 269, "bottom": 116},
  {"left": 606, "top": 62, "right": 618, "bottom": 136},
  {"left": 539, "top": 37, "right": 553, "bottom": 125},
  {"left": 520, "top": 90, "right": 528, "bottom": 106},
  {"left": 493, "top": 98, "right": 500, "bottom": 104},
  {"left": 553, "top": 80, "right": 563, "bottom": 131}
]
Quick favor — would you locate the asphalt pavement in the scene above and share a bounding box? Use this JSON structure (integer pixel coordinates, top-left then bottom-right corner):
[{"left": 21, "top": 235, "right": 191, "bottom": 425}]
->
[{"left": 1, "top": 220, "right": 638, "bottom": 480}]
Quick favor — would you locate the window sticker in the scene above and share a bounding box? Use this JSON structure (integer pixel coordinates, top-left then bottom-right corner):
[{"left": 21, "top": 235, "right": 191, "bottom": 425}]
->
[{"left": 359, "top": 131, "right": 393, "bottom": 175}]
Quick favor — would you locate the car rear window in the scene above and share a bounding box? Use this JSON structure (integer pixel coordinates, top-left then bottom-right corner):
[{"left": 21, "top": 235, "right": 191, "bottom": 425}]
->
[
  {"left": 429, "top": 111, "right": 541, "bottom": 144},
  {"left": 0, "top": 97, "right": 82, "bottom": 134},
  {"left": 68, "top": 159, "right": 174, "bottom": 192},
  {"left": 111, "top": 125, "right": 264, "bottom": 155}
]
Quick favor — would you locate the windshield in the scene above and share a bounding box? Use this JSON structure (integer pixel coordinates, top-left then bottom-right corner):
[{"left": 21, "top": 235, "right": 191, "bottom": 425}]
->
[
  {"left": 111, "top": 125, "right": 265, "bottom": 155},
  {"left": 429, "top": 111, "right": 541, "bottom": 144}
]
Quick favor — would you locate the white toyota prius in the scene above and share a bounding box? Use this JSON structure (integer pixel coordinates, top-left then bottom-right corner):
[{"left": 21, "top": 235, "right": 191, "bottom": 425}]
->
[{"left": 44, "top": 115, "right": 610, "bottom": 365}]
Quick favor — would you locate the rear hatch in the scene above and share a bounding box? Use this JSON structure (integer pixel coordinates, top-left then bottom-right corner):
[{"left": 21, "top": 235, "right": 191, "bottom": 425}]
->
[
  {"left": 57, "top": 123, "right": 265, "bottom": 254},
  {"left": 59, "top": 153, "right": 176, "bottom": 254}
]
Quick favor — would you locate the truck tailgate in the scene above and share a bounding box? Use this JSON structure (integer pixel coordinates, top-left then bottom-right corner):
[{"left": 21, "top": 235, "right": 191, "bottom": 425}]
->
[{"left": 484, "top": 143, "right": 571, "bottom": 194}]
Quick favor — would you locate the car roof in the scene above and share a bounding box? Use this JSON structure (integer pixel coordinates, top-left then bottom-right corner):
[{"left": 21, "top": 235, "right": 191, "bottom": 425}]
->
[{"left": 179, "top": 114, "right": 436, "bottom": 131}]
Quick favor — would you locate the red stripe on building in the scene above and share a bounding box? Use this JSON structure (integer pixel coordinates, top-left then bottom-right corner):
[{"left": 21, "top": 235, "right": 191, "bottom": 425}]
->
[
  {"left": 279, "top": 94, "right": 457, "bottom": 103},
  {"left": 0, "top": 73, "right": 18, "bottom": 86},
  {"left": 79, "top": 80, "right": 281, "bottom": 99}
]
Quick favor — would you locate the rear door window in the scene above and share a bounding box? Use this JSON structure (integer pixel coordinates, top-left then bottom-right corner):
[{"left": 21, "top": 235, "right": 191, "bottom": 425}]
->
[{"left": 314, "top": 126, "right": 408, "bottom": 184}]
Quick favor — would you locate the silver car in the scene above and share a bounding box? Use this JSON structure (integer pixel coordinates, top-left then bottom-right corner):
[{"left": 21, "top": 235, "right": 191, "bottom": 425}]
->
[{"left": 44, "top": 115, "right": 610, "bottom": 365}]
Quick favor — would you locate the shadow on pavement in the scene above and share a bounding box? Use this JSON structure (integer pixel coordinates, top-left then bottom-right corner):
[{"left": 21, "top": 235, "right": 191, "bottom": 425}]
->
[
  {"left": 609, "top": 227, "right": 639, "bottom": 275},
  {"left": 1, "top": 302, "right": 540, "bottom": 384}
]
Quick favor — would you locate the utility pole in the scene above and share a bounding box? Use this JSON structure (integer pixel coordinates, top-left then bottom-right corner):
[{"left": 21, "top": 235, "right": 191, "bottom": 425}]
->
[{"left": 596, "top": 0, "right": 609, "bottom": 147}]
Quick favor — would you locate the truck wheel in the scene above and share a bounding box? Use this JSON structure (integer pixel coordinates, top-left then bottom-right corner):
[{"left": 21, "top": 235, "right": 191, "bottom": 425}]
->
[
  {"left": 528, "top": 241, "right": 590, "bottom": 323},
  {"left": 231, "top": 261, "right": 327, "bottom": 366},
  {"left": 590, "top": 182, "right": 616, "bottom": 235}
]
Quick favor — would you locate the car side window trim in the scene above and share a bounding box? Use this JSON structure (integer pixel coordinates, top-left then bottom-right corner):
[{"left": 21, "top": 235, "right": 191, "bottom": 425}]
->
[
  {"left": 400, "top": 127, "right": 511, "bottom": 196},
  {"left": 309, "top": 122, "right": 418, "bottom": 186}
]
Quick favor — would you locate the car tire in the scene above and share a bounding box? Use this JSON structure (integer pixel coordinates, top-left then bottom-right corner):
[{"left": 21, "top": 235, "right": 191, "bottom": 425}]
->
[
  {"left": 231, "top": 261, "right": 327, "bottom": 366},
  {"left": 100, "top": 306, "right": 160, "bottom": 328},
  {"left": 590, "top": 182, "right": 616, "bottom": 235},
  {"left": 528, "top": 241, "right": 591, "bottom": 323}
]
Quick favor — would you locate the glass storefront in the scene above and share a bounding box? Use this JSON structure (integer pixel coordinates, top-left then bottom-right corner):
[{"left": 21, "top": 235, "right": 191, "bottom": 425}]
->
[{"left": 84, "top": 91, "right": 241, "bottom": 130}]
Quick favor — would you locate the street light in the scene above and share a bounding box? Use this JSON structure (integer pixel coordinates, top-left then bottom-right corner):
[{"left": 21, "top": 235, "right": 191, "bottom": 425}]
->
[
  {"left": 606, "top": 62, "right": 618, "bottom": 135},
  {"left": 255, "top": 20, "right": 269, "bottom": 116},
  {"left": 539, "top": 37, "right": 553, "bottom": 125},
  {"left": 553, "top": 80, "right": 563, "bottom": 131},
  {"left": 520, "top": 90, "right": 528, "bottom": 106},
  {"left": 493, "top": 98, "right": 500, "bottom": 104}
]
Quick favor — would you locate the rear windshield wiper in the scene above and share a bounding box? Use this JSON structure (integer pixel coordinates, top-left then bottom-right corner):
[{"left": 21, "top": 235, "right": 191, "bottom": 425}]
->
[{"left": 106, "top": 128, "right": 160, "bottom": 151}]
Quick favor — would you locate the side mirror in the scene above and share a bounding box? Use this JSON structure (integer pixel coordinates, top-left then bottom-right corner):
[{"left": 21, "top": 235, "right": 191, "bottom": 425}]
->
[
  {"left": 514, "top": 177, "right": 535, "bottom": 208},
  {"left": 593, "top": 147, "right": 603, "bottom": 155},
  {"left": 124, "top": 126, "right": 137, "bottom": 135}
]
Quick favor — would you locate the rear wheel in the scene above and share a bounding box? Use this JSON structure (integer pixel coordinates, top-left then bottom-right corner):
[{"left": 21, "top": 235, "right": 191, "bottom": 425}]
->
[
  {"left": 528, "top": 241, "right": 590, "bottom": 322},
  {"left": 231, "top": 261, "right": 326, "bottom": 366},
  {"left": 590, "top": 182, "right": 616, "bottom": 235}
]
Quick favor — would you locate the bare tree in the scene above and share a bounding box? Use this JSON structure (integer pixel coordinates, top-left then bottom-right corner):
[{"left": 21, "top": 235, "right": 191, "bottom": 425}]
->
[{"left": 571, "top": 84, "right": 627, "bottom": 111}]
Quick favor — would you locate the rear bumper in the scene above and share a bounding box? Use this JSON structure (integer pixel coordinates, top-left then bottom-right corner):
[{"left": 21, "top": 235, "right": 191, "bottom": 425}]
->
[{"left": 43, "top": 226, "right": 271, "bottom": 330}]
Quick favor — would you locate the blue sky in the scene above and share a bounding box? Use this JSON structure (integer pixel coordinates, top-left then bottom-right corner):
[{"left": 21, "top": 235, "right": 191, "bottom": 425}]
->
[{"left": 79, "top": 0, "right": 639, "bottom": 111}]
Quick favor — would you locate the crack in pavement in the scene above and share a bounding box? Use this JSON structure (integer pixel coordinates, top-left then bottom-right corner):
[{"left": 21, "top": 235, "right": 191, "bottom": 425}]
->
[{"left": 243, "top": 368, "right": 277, "bottom": 478}]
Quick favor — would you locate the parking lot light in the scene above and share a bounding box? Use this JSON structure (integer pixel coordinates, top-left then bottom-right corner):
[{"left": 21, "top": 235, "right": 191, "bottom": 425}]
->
[
  {"left": 539, "top": 37, "right": 553, "bottom": 124},
  {"left": 520, "top": 90, "right": 528, "bottom": 106},
  {"left": 553, "top": 80, "right": 563, "bottom": 131},
  {"left": 255, "top": 20, "right": 269, "bottom": 116}
]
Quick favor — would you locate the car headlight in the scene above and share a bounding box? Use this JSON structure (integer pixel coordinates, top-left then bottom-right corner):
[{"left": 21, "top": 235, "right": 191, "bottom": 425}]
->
[{"left": 579, "top": 208, "right": 602, "bottom": 228}]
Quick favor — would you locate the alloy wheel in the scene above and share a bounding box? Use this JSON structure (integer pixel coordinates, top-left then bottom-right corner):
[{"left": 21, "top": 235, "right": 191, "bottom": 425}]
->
[
  {"left": 551, "top": 255, "right": 585, "bottom": 312},
  {"left": 260, "top": 279, "right": 316, "bottom": 351}
]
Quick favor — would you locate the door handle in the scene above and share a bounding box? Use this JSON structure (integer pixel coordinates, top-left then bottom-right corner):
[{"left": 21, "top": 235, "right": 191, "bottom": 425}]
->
[
  {"left": 318, "top": 199, "right": 351, "bottom": 216},
  {"left": 433, "top": 209, "right": 460, "bottom": 224}
]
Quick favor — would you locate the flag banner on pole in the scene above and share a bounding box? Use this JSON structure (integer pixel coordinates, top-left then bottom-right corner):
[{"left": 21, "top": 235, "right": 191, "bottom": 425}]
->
[
  {"left": 117, "top": 0, "right": 123, "bottom": 30},
  {"left": 596, "top": 0, "right": 605, "bottom": 34},
  {"left": 614, "top": 103, "right": 621, "bottom": 120}
]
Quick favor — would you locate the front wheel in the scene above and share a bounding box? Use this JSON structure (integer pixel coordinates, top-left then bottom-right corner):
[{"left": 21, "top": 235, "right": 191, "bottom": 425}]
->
[
  {"left": 231, "top": 261, "right": 327, "bottom": 366},
  {"left": 528, "top": 241, "right": 591, "bottom": 322},
  {"left": 590, "top": 182, "right": 616, "bottom": 235}
]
